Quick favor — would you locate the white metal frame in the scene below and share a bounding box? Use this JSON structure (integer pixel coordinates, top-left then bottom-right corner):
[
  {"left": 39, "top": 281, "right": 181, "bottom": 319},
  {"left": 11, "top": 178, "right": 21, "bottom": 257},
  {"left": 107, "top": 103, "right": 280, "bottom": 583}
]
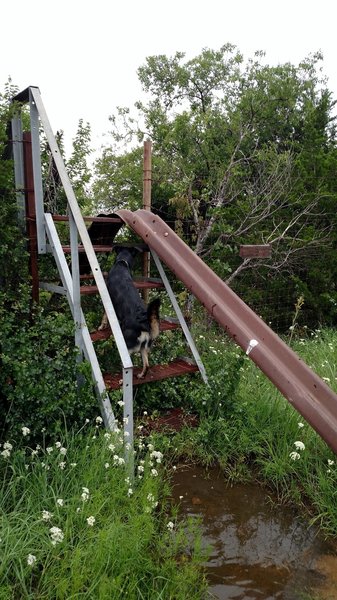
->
[
  {"left": 12, "top": 86, "right": 207, "bottom": 475},
  {"left": 12, "top": 86, "right": 134, "bottom": 470}
]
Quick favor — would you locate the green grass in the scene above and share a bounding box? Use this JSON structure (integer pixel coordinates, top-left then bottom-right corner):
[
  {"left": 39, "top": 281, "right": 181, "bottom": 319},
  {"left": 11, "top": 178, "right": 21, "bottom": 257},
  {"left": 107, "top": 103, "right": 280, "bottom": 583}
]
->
[
  {"left": 148, "top": 327, "right": 337, "bottom": 537},
  {"left": 0, "top": 423, "right": 207, "bottom": 599},
  {"left": 2, "top": 326, "right": 337, "bottom": 598}
]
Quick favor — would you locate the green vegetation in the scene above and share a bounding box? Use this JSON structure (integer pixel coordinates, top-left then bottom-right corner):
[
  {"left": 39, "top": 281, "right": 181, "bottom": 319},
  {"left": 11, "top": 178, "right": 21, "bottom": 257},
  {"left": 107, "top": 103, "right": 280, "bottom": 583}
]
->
[
  {"left": 1, "top": 326, "right": 337, "bottom": 599},
  {"left": 2, "top": 44, "right": 337, "bottom": 597},
  {"left": 0, "top": 425, "right": 206, "bottom": 599},
  {"left": 147, "top": 326, "right": 337, "bottom": 537}
]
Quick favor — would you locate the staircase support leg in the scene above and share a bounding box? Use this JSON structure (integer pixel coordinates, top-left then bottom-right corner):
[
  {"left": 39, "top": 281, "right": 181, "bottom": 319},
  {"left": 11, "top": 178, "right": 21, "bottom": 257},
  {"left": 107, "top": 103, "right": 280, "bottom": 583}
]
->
[
  {"left": 151, "top": 249, "right": 208, "bottom": 384},
  {"left": 122, "top": 367, "right": 134, "bottom": 478}
]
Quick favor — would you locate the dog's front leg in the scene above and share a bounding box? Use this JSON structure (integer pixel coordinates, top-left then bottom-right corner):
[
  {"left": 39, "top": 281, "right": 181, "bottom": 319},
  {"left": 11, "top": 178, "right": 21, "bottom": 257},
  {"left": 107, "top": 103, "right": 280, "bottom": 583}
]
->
[{"left": 98, "top": 312, "right": 109, "bottom": 331}]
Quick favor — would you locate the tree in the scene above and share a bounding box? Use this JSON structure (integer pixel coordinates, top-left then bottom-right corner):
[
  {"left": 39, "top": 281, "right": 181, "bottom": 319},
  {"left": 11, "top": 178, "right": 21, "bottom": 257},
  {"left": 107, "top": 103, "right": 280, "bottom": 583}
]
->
[{"left": 92, "top": 46, "right": 337, "bottom": 327}]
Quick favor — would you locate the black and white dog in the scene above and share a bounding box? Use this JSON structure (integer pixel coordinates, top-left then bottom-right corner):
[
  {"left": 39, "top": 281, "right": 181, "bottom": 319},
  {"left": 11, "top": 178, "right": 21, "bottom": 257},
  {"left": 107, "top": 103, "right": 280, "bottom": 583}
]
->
[{"left": 99, "top": 246, "right": 160, "bottom": 379}]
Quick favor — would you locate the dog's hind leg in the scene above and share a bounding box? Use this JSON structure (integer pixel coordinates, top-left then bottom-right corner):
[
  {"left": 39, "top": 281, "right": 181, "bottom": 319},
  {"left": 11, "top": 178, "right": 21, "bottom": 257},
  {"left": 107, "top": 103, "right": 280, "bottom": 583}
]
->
[
  {"left": 137, "top": 346, "right": 149, "bottom": 379},
  {"left": 98, "top": 312, "right": 108, "bottom": 331}
]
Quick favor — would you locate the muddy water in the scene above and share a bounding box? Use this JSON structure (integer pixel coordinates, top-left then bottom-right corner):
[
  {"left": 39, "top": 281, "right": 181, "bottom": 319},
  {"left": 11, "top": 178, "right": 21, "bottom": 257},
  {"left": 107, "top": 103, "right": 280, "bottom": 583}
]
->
[{"left": 172, "top": 465, "right": 337, "bottom": 599}]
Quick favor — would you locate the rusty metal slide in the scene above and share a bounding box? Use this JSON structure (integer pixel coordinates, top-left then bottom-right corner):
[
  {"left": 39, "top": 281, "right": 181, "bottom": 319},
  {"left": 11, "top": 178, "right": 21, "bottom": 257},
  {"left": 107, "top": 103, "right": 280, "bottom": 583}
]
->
[{"left": 117, "top": 209, "right": 337, "bottom": 455}]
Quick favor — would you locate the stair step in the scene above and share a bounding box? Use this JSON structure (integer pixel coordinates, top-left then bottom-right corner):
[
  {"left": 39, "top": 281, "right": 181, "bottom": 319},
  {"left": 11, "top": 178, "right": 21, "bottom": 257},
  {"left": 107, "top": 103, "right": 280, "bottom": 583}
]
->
[
  {"left": 81, "top": 278, "right": 164, "bottom": 295},
  {"left": 103, "top": 358, "right": 199, "bottom": 390},
  {"left": 91, "top": 318, "right": 180, "bottom": 342},
  {"left": 63, "top": 245, "right": 114, "bottom": 253},
  {"left": 53, "top": 215, "right": 123, "bottom": 223}
]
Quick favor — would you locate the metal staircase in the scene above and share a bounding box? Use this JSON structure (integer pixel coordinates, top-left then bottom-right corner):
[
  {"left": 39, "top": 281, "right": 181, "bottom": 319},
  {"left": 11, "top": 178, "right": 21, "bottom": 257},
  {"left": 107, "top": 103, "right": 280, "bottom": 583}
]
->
[{"left": 11, "top": 86, "right": 207, "bottom": 467}]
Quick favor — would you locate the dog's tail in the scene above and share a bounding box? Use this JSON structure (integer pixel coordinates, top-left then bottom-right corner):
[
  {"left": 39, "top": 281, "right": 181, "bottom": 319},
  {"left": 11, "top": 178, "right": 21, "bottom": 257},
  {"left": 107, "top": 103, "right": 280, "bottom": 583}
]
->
[{"left": 147, "top": 298, "right": 161, "bottom": 340}]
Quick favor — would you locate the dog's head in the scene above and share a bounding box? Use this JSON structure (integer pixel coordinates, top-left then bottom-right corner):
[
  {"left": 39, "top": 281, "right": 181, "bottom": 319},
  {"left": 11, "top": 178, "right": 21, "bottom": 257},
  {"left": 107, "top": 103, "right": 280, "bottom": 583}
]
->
[{"left": 114, "top": 246, "right": 140, "bottom": 269}]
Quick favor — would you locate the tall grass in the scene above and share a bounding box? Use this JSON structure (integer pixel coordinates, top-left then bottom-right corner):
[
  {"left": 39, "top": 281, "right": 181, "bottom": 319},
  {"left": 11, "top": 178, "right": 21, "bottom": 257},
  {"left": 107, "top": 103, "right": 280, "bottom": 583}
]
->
[
  {"left": 2, "top": 327, "right": 337, "bottom": 598},
  {"left": 150, "top": 327, "right": 337, "bottom": 537},
  {"left": 0, "top": 422, "right": 207, "bottom": 599}
]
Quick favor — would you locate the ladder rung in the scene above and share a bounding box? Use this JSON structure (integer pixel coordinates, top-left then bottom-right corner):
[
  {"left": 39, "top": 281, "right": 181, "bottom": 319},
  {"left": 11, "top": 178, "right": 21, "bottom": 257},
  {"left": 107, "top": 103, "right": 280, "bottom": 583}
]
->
[
  {"left": 62, "top": 245, "right": 113, "bottom": 253},
  {"left": 90, "top": 318, "right": 180, "bottom": 342},
  {"left": 53, "top": 215, "right": 123, "bottom": 223},
  {"left": 103, "top": 358, "right": 198, "bottom": 390},
  {"left": 81, "top": 279, "right": 164, "bottom": 295},
  {"left": 62, "top": 243, "right": 149, "bottom": 253}
]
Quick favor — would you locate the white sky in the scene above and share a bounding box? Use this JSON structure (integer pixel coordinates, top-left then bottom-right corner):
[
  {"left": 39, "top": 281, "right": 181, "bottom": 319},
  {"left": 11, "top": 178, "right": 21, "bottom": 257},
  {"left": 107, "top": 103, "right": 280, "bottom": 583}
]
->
[{"left": 2, "top": 0, "right": 337, "bottom": 156}]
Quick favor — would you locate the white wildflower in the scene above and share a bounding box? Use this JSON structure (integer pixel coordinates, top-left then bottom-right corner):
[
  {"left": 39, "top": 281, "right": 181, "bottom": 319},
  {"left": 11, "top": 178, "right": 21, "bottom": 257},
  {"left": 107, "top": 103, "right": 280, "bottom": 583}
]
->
[
  {"left": 104, "top": 462, "right": 110, "bottom": 469},
  {"left": 56, "top": 498, "right": 64, "bottom": 507},
  {"left": 117, "top": 400, "right": 124, "bottom": 407},
  {"left": 49, "top": 526, "right": 64, "bottom": 545},
  {"left": 150, "top": 450, "right": 163, "bottom": 464},
  {"left": 3, "top": 442, "right": 12, "bottom": 451},
  {"left": 42, "top": 510, "right": 53, "bottom": 521},
  {"left": 81, "top": 487, "right": 90, "bottom": 502},
  {"left": 59, "top": 462, "right": 66, "bottom": 470},
  {"left": 167, "top": 521, "right": 174, "bottom": 530},
  {"left": 55, "top": 442, "right": 62, "bottom": 448},
  {"left": 294, "top": 441, "right": 305, "bottom": 451},
  {"left": 1, "top": 449, "right": 11, "bottom": 458},
  {"left": 151, "top": 468, "right": 158, "bottom": 477},
  {"left": 95, "top": 416, "right": 103, "bottom": 425},
  {"left": 289, "top": 451, "right": 301, "bottom": 461},
  {"left": 87, "top": 516, "right": 95, "bottom": 526},
  {"left": 27, "top": 553, "right": 37, "bottom": 566},
  {"left": 328, "top": 459, "right": 334, "bottom": 466},
  {"left": 22, "top": 427, "right": 30, "bottom": 437},
  {"left": 46, "top": 447, "right": 53, "bottom": 454},
  {"left": 127, "top": 488, "right": 133, "bottom": 497},
  {"left": 298, "top": 422, "right": 304, "bottom": 429},
  {"left": 59, "top": 447, "right": 67, "bottom": 456}
]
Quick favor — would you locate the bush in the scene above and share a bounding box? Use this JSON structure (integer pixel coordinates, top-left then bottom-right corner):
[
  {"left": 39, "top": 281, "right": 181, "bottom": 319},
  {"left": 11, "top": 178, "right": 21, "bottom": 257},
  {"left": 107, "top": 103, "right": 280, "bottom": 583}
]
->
[{"left": 0, "top": 293, "right": 98, "bottom": 443}]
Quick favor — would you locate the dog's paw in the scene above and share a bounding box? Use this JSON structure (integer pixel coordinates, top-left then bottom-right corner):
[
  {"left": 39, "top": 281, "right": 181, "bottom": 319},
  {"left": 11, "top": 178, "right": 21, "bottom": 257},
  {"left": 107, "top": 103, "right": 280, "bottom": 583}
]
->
[{"left": 136, "top": 373, "right": 146, "bottom": 380}]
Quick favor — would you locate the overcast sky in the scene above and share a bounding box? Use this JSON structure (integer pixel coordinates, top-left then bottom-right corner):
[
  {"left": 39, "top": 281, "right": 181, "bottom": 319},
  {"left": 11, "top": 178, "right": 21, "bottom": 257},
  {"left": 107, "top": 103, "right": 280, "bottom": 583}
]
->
[{"left": 3, "top": 0, "right": 337, "bottom": 155}]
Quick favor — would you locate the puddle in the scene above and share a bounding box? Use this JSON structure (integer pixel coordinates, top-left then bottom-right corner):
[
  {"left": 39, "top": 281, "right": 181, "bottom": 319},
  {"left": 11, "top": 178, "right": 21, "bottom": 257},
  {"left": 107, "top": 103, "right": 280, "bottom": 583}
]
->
[{"left": 171, "top": 465, "right": 337, "bottom": 599}]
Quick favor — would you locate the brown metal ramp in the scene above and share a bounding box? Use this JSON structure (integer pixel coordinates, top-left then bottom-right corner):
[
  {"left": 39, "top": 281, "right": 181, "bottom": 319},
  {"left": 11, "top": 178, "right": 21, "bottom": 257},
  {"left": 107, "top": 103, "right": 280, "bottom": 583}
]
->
[{"left": 117, "top": 209, "right": 337, "bottom": 455}]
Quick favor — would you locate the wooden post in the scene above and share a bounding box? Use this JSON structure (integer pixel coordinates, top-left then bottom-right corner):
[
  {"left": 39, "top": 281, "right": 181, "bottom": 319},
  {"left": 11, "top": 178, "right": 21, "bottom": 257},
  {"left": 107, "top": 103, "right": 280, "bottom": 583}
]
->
[{"left": 142, "top": 140, "right": 152, "bottom": 301}]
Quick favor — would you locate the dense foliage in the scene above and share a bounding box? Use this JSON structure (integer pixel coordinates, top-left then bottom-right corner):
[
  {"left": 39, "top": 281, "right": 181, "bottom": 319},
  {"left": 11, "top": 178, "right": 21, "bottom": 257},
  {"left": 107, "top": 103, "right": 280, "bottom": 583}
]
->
[
  {"left": 94, "top": 45, "right": 337, "bottom": 330},
  {"left": 0, "top": 79, "right": 97, "bottom": 443}
]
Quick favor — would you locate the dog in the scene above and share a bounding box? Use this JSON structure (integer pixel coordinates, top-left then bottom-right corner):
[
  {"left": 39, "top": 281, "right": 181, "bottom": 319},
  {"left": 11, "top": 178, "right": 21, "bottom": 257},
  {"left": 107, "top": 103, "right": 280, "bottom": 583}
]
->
[{"left": 99, "top": 246, "right": 160, "bottom": 379}]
